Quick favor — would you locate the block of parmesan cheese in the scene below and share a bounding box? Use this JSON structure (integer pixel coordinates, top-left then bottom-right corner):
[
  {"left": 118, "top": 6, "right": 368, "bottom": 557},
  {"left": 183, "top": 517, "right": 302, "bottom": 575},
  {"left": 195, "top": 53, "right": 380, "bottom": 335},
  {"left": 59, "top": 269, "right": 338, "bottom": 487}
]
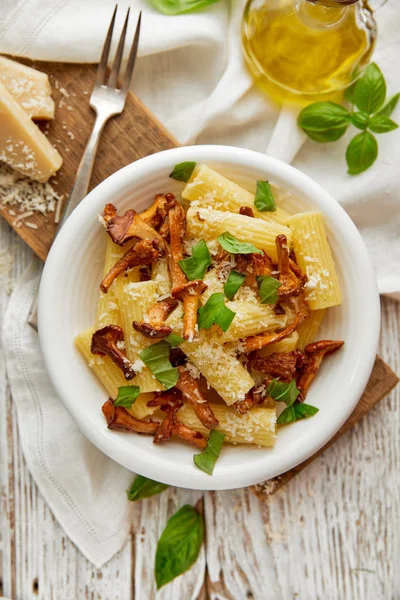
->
[
  {"left": 0, "top": 55, "right": 55, "bottom": 120},
  {"left": 0, "top": 82, "right": 62, "bottom": 182}
]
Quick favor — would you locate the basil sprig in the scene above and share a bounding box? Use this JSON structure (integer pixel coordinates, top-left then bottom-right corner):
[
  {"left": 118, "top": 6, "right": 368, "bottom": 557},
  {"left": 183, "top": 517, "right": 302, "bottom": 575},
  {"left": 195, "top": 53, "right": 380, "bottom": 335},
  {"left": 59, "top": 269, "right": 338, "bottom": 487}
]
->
[
  {"left": 140, "top": 340, "right": 179, "bottom": 389},
  {"left": 277, "top": 401, "right": 319, "bottom": 424},
  {"left": 254, "top": 180, "right": 276, "bottom": 212},
  {"left": 151, "top": 0, "right": 219, "bottom": 15},
  {"left": 266, "top": 378, "right": 300, "bottom": 406},
  {"left": 257, "top": 275, "right": 282, "bottom": 304},
  {"left": 113, "top": 385, "right": 140, "bottom": 409},
  {"left": 169, "top": 161, "right": 196, "bottom": 182},
  {"left": 179, "top": 239, "right": 211, "bottom": 280},
  {"left": 298, "top": 63, "right": 399, "bottom": 175},
  {"left": 224, "top": 270, "right": 246, "bottom": 300},
  {"left": 164, "top": 332, "right": 185, "bottom": 347},
  {"left": 198, "top": 293, "right": 236, "bottom": 332},
  {"left": 217, "top": 231, "right": 263, "bottom": 255},
  {"left": 155, "top": 504, "right": 204, "bottom": 589},
  {"left": 126, "top": 475, "right": 169, "bottom": 502},
  {"left": 193, "top": 430, "right": 225, "bottom": 475}
]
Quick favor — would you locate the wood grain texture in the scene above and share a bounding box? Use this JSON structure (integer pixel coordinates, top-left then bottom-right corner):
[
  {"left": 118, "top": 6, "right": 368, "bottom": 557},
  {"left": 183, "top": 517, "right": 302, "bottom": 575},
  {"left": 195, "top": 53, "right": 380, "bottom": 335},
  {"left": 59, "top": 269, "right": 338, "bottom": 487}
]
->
[{"left": 0, "top": 59, "right": 177, "bottom": 261}]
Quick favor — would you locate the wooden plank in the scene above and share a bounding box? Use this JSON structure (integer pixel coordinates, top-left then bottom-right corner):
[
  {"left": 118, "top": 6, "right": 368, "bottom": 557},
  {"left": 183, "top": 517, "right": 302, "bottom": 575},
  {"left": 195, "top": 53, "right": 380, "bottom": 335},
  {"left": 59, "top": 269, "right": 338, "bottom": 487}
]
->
[
  {"left": 0, "top": 59, "right": 178, "bottom": 261},
  {"left": 251, "top": 355, "right": 399, "bottom": 499}
]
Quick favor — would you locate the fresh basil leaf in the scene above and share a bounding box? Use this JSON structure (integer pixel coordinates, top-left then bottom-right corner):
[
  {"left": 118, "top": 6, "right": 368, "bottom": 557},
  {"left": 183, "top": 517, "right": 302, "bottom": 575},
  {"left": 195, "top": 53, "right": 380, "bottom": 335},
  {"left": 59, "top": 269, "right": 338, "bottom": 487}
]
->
[
  {"left": 346, "top": 131, "right": 378, "bottom": 175},
  {"left": 198, "top": 293, "right": 235, "bottom": 332},
  {"left": 217, "top": 231, "right": 263, "bottom": 255},
  {"left": 164, "top": 332, "right": 185, "bottom": 347},
  {"left": 169, "top": 161, "right": 196, "bottom": 182},
  {"left": 140, "top": 341, "right": 179, "bottom": 389},
  {"left": 193, "top": 430, "right": 225, "bottom": 475},
  {"left": 298, "top": 101, "right": 351, "bottom": 142},
  {"left": 224, "top": 271, "right": 246, "bottom": 301},
  {"left": 351, "top": 111, "right": 369, "bottom": 131},
  {"left": 377, "top": 93, "right": 400, "bottom": 118},
  {"left": 155, "top": 504, "right": 204, "bottom": 589},
  {"left": 277, "top": 401, "right": 319, "bottom": 424},
  {"left": 113, "top": 385, "right": 140, "bottom": 409},
  {"left": 345, "top": 82, "right": 356, "bottom": 104},
  {"left": 151, "top": 0, "right": 218, "bottom": 15},
  {"left": 268, "top": 378, "right": 299, "bottom": 406},
  {"left": 257, "top": 275, "right": 282, "bottom": 304},
  {"left": 353, "top": 63, "right": 386, "bottom": 115},
  {"left": 254, "top": 180, "right": 276, "bottom": 212},
  {"left": 179, "top": 239, "right": 211, "bottom": 280},
  {"left": 368, "top": 115, "right": 398, "bottom": 134},
  {"left": 126, "top": 475, "right": 169, "bottom": 502}
]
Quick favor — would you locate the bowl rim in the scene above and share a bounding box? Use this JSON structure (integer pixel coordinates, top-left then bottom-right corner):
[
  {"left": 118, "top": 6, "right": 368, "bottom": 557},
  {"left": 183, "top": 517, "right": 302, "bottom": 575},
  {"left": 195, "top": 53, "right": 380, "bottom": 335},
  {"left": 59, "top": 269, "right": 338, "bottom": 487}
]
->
[{"left": 38, "top": 145, "right": 381, "bottom": 490}]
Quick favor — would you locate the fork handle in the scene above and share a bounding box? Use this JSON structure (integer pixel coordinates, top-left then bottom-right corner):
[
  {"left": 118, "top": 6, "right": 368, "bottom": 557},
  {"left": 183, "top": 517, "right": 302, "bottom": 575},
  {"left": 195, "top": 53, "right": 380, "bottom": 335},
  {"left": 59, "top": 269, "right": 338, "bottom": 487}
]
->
[
  {"left": 27, "top": 111, "right": 109, "bottom": 331},
  {"left": 58, "top": 111, "right": 108, "bottom": 229}
]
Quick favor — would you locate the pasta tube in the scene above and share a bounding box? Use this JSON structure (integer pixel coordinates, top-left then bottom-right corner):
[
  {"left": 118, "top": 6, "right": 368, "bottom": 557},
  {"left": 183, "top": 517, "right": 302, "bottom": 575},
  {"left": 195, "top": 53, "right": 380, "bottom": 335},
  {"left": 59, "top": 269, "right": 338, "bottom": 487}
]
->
[
  {"left": 186, "top": 206, "right": 292, "bottom": 262},
  {"left": 151, "top": 257, "right": 171, "bottom": 298},
  {"left": 178, "top": 404, "right": 276, "bottom": 447},
  {"left": 296, "top": 309, "right": 326, "bottom": 350},
  {"left": 257, "top": 332, "right": 299, "bottom": 357},
  {"left": 288, "top": 212, "right": 341, "bottom": 310},
  {"left": 118, "top": 280, "right": 163, "bottom": 392},
  {"left": 182, "top": 164, "right": 290, "bottom": 226},
  {"left": 218, "top": 301, "right": 294, "bottom": 343},
  {"left": 96, "top": 237, "right": 139, "bottom": 328},
  {"left": 167, "top": 308, "right": 255, "bottom": 405},
  {"left": 74, "top": 329, "right": 156, "bottom": 419}
]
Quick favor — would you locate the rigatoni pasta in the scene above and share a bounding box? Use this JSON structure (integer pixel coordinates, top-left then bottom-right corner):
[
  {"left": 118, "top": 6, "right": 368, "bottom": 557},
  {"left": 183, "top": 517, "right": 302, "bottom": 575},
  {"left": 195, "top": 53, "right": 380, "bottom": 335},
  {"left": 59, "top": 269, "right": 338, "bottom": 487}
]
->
[
  {"left": 182, "top": 164, "right": 290, "bottom": 226},
  {"left": 75, "top": 160, "right": 344, "bottom": 474},
  {"left": 288, "top": 212, "right": 341, "bottom": 310}
]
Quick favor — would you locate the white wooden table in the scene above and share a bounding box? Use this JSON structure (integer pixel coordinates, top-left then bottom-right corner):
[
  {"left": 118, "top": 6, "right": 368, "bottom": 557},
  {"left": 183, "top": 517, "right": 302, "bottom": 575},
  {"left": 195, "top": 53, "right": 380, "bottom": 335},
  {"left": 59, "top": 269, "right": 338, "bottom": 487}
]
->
[{"left": 0, "top": 217, "right": 398, "bottom": 600}]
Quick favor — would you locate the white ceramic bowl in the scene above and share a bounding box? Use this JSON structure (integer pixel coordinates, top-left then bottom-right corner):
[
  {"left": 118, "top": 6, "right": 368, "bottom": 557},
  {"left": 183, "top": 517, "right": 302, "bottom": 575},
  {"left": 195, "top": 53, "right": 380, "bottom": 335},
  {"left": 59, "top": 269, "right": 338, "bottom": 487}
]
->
[{"left": 38, "top": 145, "right": 380, "bottom": 490}]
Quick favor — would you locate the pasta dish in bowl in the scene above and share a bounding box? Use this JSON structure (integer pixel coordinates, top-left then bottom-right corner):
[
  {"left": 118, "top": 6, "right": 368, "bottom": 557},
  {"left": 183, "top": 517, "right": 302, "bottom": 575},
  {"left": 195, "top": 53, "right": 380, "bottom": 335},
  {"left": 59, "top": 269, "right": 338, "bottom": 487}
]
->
[{"left": 38, "top": 146, "right": 380, "bottom": 489}]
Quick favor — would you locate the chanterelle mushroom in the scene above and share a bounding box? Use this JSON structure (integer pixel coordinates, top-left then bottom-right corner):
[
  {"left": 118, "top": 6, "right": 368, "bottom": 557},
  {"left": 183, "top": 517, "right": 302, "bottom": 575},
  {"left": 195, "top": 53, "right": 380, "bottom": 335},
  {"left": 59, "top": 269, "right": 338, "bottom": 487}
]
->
[
  {"left": 148, "top": 389, "right": 208, "bottom": 449},
  {"left": 103, "top": 203, "right": 164, "bottom": 249},
  {"left": 102, "top": 399, "right": 158, "bottom": 434},
  {"left": 100, "top": 239, "right": 160, "bottom": 293},
  {"left": 252, "top": 350, "right": 307, "bottom": 381},
  {"left": 242, "top": 312, "right": 302, "bottom": 353},
  {"left": 140, "top": 193, "right": 176, "bottom": 234},
  {"left": 132, "top": 297, "right": 178, "bottom": 339},
  {"left": 233, "top": 386, "right": 265, "bottom": 415},
  {"left": 176, "top": 365, "right": 219, "bottom": 429},
  {"left": 236, "top": 250, "right": 272, "bottom": 289},
  {"left": 91, "top": 325, "right": 135, "bottom": 380},
  {"left": 297, "top": 340, "right": 344, "bottom": 401},
  {"left": 167, "top": 202, "right": 208, "bottom": 340},
  {"left": 276, "top": 234, "right": 300, "bottom": 299}
]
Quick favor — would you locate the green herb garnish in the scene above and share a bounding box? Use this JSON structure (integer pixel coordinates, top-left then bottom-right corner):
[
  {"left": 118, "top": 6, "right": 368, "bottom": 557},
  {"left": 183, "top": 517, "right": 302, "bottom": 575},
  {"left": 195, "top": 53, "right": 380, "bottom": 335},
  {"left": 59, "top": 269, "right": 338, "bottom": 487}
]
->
[
  {"left": 113, "top": 386, "right": 140, "bottom": 409},
  {"left": 266, "top": 378, "right": 300, "bottom": 406},
  {"left": 198, "top": 293, "right": 235, "bottom": 332},
  {"left": 254, "top": 180, "right": 276, "bottom": 212},
  {"left": 217, "top": 231, "right": 263, "bottom": 255},
  {"left": 179, "top": 239, "right": 211, "bottom": 280},
  {"left": 169, "top": 161, "right": 196, "bottom": 182},
  {"left": 224, "top": 270, "right": 246, "bottom": 300},
  {"left": 193, "top": 430, "right": 225, "bottom": 475},
  {"left": 257, "top": 275, "right": 282, "bottom": 304},
  {"left": 298, "top": 63, "right": 399, "bottom": 175},
  {"left": 150, "top": 0, "right": 219, "bottom": 15},
  {"left": 155, "top": 504, "right": 204, "bottom": 589},
  {"left": 126, "top": 475, "right": 169, "bottom": 502},
  {"left": 140, "top": 340, "right": 179, "bottom": 389},
  {"left": 164, "top": 332, "right": 185, "bottom": 347},
  {"left": 277, "top": 401, "right": 319, "bottom": 424}
]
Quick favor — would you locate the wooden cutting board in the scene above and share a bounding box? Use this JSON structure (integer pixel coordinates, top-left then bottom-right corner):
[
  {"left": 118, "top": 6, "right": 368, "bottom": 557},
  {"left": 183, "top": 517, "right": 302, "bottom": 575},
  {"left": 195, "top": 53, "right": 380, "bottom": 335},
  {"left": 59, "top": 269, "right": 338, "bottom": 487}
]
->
[{"left": 1, "top": 60, "right": 398, "bottom": 496}]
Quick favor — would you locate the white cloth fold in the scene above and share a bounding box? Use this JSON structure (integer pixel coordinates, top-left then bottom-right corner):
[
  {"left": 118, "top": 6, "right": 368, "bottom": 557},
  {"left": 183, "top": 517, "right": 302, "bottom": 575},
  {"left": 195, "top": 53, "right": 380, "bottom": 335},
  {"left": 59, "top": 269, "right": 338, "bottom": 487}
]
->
[{"left": 1, "top": 0, "right": 399, "bottom": 567}]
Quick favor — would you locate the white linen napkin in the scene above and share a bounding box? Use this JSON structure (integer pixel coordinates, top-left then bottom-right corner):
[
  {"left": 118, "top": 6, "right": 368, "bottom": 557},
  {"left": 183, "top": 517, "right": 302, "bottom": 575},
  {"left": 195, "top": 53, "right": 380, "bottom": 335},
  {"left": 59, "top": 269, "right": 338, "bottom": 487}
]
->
[{"left": 1, "top": 0, "right": 399, "bottom": 567}]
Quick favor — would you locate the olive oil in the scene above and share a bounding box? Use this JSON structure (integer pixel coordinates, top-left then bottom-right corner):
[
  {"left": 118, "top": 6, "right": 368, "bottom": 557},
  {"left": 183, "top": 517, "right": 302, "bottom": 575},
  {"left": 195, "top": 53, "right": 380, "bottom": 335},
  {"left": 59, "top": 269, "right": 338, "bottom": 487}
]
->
[{"left": 242, "top": 0, "right": 376, "bottom": 102}]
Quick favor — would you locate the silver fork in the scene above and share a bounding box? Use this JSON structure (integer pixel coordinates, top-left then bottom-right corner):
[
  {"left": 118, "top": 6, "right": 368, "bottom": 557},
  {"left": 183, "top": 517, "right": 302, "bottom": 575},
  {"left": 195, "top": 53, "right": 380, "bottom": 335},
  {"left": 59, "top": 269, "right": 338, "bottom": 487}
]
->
[{"left": 28, "top": 6, "right": 142, "bottom": 330}]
